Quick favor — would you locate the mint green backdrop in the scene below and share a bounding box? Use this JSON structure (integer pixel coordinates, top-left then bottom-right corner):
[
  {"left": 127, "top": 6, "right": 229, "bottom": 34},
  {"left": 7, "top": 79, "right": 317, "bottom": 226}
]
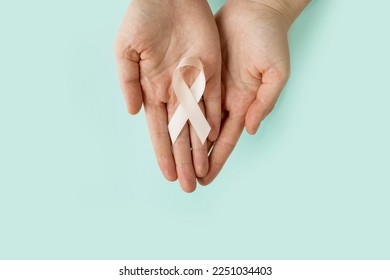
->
[{"left": 1, "top": 0, "right": 389, "bottom": 259}]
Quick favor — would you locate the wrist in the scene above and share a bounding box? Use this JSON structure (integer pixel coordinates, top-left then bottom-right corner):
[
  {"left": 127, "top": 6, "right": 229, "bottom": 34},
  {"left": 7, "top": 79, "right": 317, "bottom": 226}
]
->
[
  {"left": 134, "top": 0, "right": 208, "bottom": 6},
  {"left": 236, "top": 0, "right": 311, "bottom": 28}
]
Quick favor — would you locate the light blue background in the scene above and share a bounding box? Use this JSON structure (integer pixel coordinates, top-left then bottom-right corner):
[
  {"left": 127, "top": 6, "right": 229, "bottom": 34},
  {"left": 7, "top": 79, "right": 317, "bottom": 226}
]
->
[{"left": 0, "top": 0, "right": 389, "bottom": 259}]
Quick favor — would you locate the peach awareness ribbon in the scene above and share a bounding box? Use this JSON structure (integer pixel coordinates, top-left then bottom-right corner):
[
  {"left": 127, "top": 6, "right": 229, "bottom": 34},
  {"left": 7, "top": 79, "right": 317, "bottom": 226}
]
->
[{"left": 168, "top": 57, "right": 211, "bottom": 145}]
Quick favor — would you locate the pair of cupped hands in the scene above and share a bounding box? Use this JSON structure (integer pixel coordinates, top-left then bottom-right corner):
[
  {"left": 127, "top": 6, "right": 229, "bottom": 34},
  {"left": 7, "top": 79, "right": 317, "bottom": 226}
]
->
[{"left": 115, "top": 0, "right": 309, "bottom": 192}]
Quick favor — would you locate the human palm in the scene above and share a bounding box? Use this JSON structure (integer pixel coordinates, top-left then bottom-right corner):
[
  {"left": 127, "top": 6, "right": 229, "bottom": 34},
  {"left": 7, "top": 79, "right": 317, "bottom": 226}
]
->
[
  {"left": 200, "top": 0, "right": 291, "bottom": 185},
  {"left": 115, "top": 0, "right": 221, "bottom": 192}
]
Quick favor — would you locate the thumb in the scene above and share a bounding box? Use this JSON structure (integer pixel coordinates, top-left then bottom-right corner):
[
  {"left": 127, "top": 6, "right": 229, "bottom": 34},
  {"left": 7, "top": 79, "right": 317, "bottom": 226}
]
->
[
  {"left": 245, "top": 68, "right": 289, "bottom": 135},
  {"left": 115, "top": 44, "right": 143, "bottom": 115}
]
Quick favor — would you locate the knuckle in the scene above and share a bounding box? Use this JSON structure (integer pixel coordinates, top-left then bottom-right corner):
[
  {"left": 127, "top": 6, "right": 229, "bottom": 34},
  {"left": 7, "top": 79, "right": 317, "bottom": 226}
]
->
[
  {"left": 214, "top": 138, "right": 235, "bottom": 153},
  {"left": 122, "top": 46, "right": 140, "bottom": 62},
  {"left": 276, "top": 65, "right": 290, "bottom": 83},
  {"left": 114, "top": 40, "right": 139, "bottom": 63},
  {"left": 269, "top": 64, "right": 290, "bottom": 84}
]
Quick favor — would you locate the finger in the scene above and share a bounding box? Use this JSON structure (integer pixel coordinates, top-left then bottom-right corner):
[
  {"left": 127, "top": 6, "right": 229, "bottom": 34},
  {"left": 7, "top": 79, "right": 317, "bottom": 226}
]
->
[
  {"left": 245, "top": 69, "right": 289, "bottom": 135},
  {"left": 144, "top": 101, "right": 177, "bottom": 182},
  {"left": 173, "top": 124, "right": 197, "bottom": 193},
  {"left": 205, "top": 109, "right": 227, "bottom": 154},
  {"left": 167, "top": 98, "right": 197, "bottom": 193},
  {"left": 198, "top": 114, "right": 244, "bottom": 186},
  {"left": 204, "top": 74, "right": 221, "bottom": 142},
  {"left": 114, "top": 44, "right": 143, "bottom": 115},
  {"left": 190, "top": 101, "right": 209, "bottom": 178}
]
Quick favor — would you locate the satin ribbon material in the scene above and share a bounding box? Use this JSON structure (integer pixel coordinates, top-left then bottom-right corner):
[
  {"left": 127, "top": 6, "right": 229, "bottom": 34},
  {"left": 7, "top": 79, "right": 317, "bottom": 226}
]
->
[{"left": 168, "top": 57, "right": 211, "bottom": 145}]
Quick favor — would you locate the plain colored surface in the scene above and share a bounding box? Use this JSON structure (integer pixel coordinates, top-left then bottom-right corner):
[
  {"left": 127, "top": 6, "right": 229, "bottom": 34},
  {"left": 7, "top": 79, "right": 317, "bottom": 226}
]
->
[{"left": 0, "top": 0, "right": 389, "bottom": 259}]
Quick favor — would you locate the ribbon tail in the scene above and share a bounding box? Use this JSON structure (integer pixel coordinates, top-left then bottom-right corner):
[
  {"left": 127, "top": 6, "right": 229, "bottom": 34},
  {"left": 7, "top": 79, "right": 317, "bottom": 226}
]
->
[
  {"left": 168, "top": 105, "right": 188, "bottom": 144},
  {"left": 188, "top": 113, "right": 211, "bottom": 144}
]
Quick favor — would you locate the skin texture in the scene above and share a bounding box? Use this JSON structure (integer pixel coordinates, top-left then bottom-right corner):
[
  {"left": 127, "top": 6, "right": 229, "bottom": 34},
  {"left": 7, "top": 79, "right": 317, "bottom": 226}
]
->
[
  {"left": 199, "top": 0, "right": 307, "bottom": 185},
  {"left": 115, "top": 0, "right": 221, "bottom": 192}
]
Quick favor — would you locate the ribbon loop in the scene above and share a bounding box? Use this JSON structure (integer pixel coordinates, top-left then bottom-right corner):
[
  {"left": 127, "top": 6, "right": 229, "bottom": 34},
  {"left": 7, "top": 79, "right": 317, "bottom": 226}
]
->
[{"left": 168, "top": 57, "right": 211, "bottom": 145}]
